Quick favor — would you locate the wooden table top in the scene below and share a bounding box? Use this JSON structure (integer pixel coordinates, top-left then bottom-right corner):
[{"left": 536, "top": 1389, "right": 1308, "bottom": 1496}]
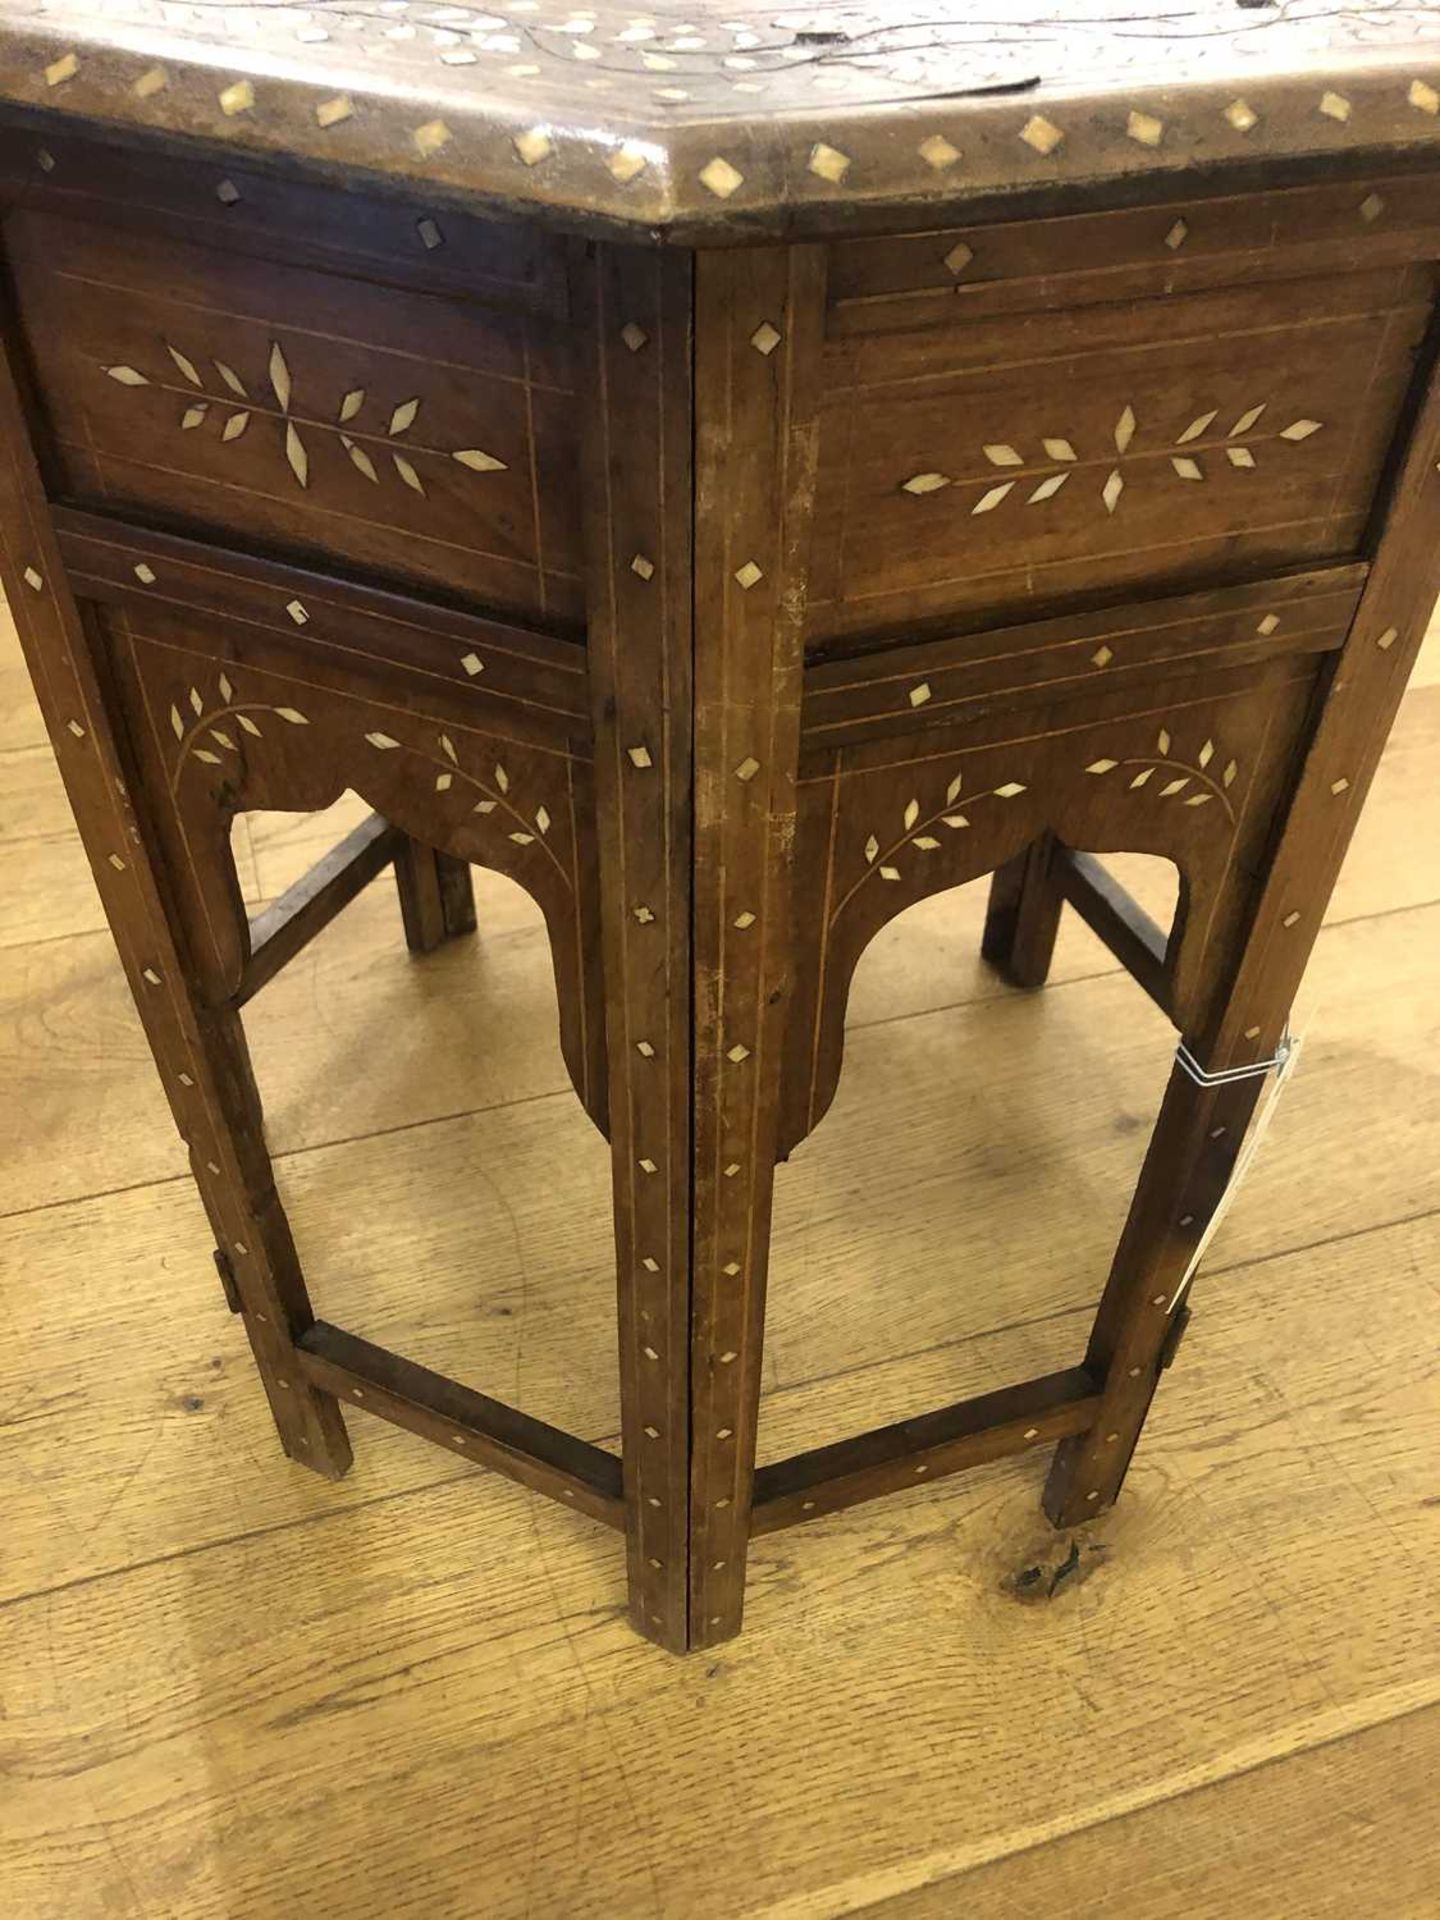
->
[{"left": 0, "top": 1, "right": 1438, "bottom": 238}]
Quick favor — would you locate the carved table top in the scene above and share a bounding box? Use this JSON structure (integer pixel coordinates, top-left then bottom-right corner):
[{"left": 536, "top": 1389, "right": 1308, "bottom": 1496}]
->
[{"left": 0, "top": 1, "right": 1439, "bottom": 237}]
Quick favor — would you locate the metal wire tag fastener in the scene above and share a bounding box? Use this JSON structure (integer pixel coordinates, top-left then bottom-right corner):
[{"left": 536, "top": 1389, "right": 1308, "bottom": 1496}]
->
[
  {"left": 1174, "top": 1026, "right": 1292, "bottom": 1087},
  {"left": 1166, "top": 1022, "right": 1305, "bottom": 1313}
]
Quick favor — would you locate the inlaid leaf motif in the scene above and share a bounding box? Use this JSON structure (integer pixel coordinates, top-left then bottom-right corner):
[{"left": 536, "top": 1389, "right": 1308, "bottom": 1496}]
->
[
  {"left": 343, "top": 437, "right": 379, "bottom": 483},
  {"left": 536, "top": 807, "right": 551, "bottom": 834},
  {"left": 275, "top": 708, "right": 309, "bottom": 725},
  {"left": 903, "top": 799, "right": 920, "bottom": 830},
  {"left": 102, "top": 345, "right": 511, "bottom": 499},
  {"left": 210, "top": 729, "right": 236, "bottom": 751},
  {"left": 946, "top": 774, "right": 963, "bottom": 803},
  {"left": 903, "top": 398, "right": 1324, "bottom": 518},
  {"left": 170, "top": 704, "right": 184, "bottom": 741},
  {"left": 495, "top": 765, "right": 510, "bottom": 794},
  {"left": 392, "top": 454, "right": 425, "bottom": 494},
  {"left": 1176, "top": 410, "right": 1217, "bottom": 443},
  {"left": 435, "top": 772, "right": 453, "bottom": 791},
  {"left": 189, "top": 687, "right": 204, "bottom": 715},
  {"left": 440, "top": 734, "right": 458, "bottom": 764},
  {"left": 284, "top": 422, "right": 309, "bottom": 488},
  {"left": 1083, "top": 728, "right": 1239, "bottom": 822},
  {"left": 218, "top": 674, "right": 233, "bottom": 703},
  {"left": 366, "top": 732, "right": 400, "bottom": 749},
  {"left": 269, "top": 342, "right": 292, "bottom": 412},
  {"left": 237, "top": 714, "right": 262, "bottom": 737},
  {"left": 194, "top": 749, "right": 222, "bottom": 765},
  {"left": 864, "top": 834, "right": 880, "bottom": 863}
]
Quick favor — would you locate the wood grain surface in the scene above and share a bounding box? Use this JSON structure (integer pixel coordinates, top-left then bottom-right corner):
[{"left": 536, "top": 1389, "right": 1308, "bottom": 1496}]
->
[{"left": 1, "top": 594, "right": 1437, "bottom": 1915}]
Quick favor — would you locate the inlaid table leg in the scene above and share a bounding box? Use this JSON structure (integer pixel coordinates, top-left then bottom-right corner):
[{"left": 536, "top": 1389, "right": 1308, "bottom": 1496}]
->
[
  {"left": 578, "top": 243, "right": 695, "bottom": 1650},
  {"left": 688, "top": 245, "right": 826, "bottom": 1648},
  {"left": 982, "top": 832, "right": 1065, "bottom": 989},
  {"left": 393, "top": 839, "right": 477, "bottom": 953},
  {"left": 0, "top": 335, "right": 352, "bottom": 1480},
  {"left": 1045, "top": 368, "right": 1440, "bottom": 1529}
]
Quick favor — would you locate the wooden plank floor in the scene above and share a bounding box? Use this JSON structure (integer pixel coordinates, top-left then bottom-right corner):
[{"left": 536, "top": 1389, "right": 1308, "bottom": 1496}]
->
[{"left": 1, "top": 599, "right": 1437, "bottom": 1919}]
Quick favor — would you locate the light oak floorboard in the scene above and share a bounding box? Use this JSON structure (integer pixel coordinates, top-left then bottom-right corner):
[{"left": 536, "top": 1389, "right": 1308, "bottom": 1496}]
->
[
  {"left": 863, "top": 1703, "right": 1440, "bottom": 1919},
  {"left": 1, "top": 1214, "right": 1436, "bottom": 1920}
]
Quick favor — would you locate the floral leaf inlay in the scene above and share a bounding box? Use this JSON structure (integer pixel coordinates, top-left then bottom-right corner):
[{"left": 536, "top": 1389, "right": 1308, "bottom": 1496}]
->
[
  {"left": 343, "top": 437, "right": 379, "bottom": 483},
  {"left": 285, "top": 422, "right": 309, "bottom": 488},
  {"left": 269, "top": 342, "right": 292, "bottom": 412},
  {"left": 1084, "top": 728, "right": 1239, "bottom": 822},
  {"left": 101, "top": 338, "right": 511, "bottom": 497},
  {"left": 903, "top": 397, "right": 1325, "bottom": 515},
  {"left": 169, "top": 676, "right": 569, "bottom": 894}
]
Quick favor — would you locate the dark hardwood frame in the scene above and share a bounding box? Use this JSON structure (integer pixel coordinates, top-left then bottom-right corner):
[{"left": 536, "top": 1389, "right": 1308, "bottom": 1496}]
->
[{"left": 5, "top": 118, "right": 1440, "bottom": 1651}]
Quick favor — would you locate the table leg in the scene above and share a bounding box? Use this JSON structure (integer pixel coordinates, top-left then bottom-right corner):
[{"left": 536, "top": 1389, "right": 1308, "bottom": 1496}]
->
[
  {"left": 393, "top": 839, "right": 477, "bottom": 953},
  {"left": 982, "top": 831, "right": 1065, "bottom": 988},
  {"left": 0, "top": 340, "right": 351, "bottom": 1480},
  {"left": 578, "top": 243, "right": 695, "bottom": 1650},
  {"left": 1045, "top": 359, "right": 1440, "bottom": 1530},
  {"left": 688, "top": 245, "right": 826, "bottom": 1648},
  {"left": 1043, "top": 1057, "right": 1268, "bottom": 1526}
]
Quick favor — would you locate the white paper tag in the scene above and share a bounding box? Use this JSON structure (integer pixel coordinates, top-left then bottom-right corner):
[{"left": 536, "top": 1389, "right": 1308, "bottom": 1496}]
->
[{"left": 1167, "top": 1025, "right": 1308, "bottom": 1313}]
